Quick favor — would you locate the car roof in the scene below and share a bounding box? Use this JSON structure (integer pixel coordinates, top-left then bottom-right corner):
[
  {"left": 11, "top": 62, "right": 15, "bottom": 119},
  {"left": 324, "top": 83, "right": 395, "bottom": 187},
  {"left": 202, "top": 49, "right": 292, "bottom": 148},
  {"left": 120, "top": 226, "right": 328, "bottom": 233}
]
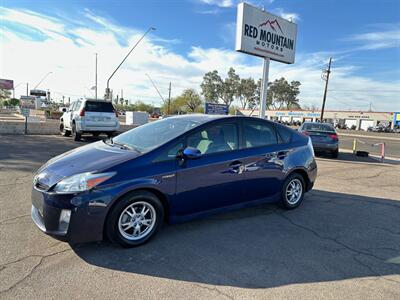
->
[{"left": 166, "top": 114, "right": 276, "bottom": 124}]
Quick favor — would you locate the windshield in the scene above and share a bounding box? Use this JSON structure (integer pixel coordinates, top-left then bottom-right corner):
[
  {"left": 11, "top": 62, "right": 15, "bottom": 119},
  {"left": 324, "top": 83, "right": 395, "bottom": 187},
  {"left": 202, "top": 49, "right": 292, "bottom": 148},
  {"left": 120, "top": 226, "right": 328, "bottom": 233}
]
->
[
  {"left": 302, "top": 123, "right": 335, "bottom": 132},
  {"left": 112, "top": 117, "right": 201, "bottom": 153}
]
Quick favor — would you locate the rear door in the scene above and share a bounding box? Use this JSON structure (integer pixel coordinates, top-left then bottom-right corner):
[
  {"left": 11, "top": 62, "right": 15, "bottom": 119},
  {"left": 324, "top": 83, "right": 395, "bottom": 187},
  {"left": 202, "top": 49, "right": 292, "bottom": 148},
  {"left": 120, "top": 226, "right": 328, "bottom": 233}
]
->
[
  {"left": 84, "top": 101, "right": 117, "bottom": 127},
  {"left": 239, "top": 119, "right": 288, "bottom": 202}
]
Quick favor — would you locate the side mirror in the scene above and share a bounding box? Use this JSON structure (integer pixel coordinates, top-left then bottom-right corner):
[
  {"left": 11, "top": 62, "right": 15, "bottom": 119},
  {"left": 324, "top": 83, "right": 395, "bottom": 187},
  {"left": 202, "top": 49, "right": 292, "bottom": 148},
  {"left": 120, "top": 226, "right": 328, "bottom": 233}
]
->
[
  {"left": 62, "top": 108, "right": 67, "bottom": 112},
  {"left": 178, "top": 147, "right": 202, "bottom": 160}
]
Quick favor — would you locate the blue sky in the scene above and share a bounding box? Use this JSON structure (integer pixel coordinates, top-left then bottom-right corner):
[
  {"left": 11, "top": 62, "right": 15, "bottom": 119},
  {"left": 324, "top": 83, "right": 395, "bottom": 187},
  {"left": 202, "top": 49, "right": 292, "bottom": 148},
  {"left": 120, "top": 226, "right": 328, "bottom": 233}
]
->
[{"left": 1, "top": 0, "right": 399, "bottom": 111}]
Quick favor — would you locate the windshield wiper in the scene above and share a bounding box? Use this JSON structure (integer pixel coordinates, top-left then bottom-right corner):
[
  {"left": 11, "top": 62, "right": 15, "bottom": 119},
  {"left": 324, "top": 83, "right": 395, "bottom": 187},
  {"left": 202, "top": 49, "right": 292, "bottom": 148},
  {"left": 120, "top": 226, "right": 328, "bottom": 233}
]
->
[{"left": 104, "top": 137, "right": 141, "bottom": 152}]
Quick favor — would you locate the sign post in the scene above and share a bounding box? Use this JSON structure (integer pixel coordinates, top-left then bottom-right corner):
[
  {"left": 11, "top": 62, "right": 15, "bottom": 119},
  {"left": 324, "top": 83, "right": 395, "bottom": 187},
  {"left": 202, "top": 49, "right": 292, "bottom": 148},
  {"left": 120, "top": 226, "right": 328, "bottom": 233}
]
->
[
  {"left": 21, "top": 107, "right": 30, "bottom": 135},
  {"left": 235, "top": 2, "right": 297, "bottom": 118},
  {"left": 260, "top": 58, "right": 270, "bottom": 119}
]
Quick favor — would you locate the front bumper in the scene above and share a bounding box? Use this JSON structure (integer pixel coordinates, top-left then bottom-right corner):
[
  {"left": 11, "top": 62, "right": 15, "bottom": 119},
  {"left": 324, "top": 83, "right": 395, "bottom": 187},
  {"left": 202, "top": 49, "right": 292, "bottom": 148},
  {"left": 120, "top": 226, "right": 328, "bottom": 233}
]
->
[{"left": 31, "top": 187, "right": 109, "bottom": 243}]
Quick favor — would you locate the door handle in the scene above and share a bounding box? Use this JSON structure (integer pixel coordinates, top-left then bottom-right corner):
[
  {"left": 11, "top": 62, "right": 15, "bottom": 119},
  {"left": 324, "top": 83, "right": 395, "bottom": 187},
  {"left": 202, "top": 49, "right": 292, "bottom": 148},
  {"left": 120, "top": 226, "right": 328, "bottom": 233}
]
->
[{"left": 229, "top": 160, "right": 244, "bottom": 174}]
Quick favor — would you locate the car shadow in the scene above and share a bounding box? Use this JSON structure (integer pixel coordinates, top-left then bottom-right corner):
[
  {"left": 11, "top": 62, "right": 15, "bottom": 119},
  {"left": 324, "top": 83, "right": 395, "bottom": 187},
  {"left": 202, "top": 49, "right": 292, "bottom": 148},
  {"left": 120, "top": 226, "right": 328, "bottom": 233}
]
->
[{"left": 72, "top": 190, "right": 400, "bottom": 289}]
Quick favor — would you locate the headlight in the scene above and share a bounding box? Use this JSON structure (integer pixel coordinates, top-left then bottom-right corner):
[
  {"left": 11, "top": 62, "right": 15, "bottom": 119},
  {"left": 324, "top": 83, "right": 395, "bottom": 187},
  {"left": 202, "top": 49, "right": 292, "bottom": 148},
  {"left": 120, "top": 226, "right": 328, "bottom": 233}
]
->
[{"left": 53, "top": 172, "right": 115, "bottom": 194}]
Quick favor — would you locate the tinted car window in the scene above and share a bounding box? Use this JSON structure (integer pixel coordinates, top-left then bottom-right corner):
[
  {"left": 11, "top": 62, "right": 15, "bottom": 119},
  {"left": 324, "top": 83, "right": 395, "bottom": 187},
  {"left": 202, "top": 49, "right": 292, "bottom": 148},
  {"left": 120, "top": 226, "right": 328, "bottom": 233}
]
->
[
  {"left": 187, "top": 123, "right": 238, "bottom": 155},
  {"left": 85, "top": 101, "right": 114, "bottom": 112},
  {"left": 243, "top": 120, "right": 277, "bottom": 148},
  {"left": 302, "top": 123, "right": 335, "bottom": 132},
  {"left": 276, "top": 125, "right": 292, "bottom": 144}
]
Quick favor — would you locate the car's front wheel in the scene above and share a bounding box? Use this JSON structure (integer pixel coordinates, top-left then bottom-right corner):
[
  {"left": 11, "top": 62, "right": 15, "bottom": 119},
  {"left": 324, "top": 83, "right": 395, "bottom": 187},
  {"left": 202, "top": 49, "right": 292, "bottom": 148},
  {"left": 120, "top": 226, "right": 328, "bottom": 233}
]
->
[
  {"left": 60, "top": 123, "right": 71, "bottom": 137},
  {"left": 106, "top": 191, "right": 164, "bottom": 247},
  {"left": 281, "top": 173, "right": 305, "bottom": 209}
]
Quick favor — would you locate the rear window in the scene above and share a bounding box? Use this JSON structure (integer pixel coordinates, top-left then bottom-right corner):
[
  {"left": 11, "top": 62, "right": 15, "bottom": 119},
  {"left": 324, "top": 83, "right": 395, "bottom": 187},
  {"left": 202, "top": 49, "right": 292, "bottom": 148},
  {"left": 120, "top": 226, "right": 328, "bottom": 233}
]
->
[
  {"left": 303, "top": 123, "right": 334, "bottom": 132},
  {"left": 85, "top": 101, "right": 115, "bottom": 112}
]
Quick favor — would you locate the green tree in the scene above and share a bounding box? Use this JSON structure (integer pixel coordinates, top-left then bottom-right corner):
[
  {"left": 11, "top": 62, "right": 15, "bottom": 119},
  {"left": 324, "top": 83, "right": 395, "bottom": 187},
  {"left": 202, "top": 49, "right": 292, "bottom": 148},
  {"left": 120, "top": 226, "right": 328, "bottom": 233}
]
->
[
  {"left": 200, "top": 70, "right": 223, "bottom": 103},
  {"left": 221, "top": 68, "right": 240, "bottom": 107},
  {"left": 180, "top": 89, "right": 203, "bottom": 112},
  {"left": 237, "top": 78, "right": 258, "bottom": 109},
  {"left": 266, "top": 77, "right": 301, "bottom": 110},
  {"left": 9, "top": 98, "right": 20, "bottom": 106},
  {"left": 0, "top": 89, "right": 11, "bottom": 102}
]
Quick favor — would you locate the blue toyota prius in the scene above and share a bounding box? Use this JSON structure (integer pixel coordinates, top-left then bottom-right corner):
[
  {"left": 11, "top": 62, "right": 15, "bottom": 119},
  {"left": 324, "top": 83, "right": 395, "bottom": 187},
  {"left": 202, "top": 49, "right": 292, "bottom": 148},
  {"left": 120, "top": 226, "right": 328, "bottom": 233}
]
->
[{"left": 31, "top": 115, "right": 317, "bottom": 247}]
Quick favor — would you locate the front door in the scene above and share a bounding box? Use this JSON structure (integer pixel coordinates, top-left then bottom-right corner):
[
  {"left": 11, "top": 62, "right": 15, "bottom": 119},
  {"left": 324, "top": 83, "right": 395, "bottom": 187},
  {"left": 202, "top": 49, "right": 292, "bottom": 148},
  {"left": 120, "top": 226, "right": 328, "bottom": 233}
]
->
[{"left": 173, "top": 121, "right": 245, "bottom": 217}]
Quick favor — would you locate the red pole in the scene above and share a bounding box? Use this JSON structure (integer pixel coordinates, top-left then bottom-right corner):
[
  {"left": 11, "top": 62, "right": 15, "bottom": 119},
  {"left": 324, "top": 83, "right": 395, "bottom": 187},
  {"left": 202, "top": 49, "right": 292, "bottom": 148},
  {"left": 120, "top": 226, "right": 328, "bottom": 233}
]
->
[{"left": 381, "top": 143, "right": 385, "bottom": 163}]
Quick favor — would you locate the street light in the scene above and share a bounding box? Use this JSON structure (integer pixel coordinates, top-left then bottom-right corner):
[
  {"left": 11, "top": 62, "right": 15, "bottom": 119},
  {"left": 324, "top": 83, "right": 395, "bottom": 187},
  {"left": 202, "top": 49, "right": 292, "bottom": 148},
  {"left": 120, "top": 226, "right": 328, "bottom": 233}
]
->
[
  {"left": 34, "top": 72, "right": 53, "bottom": 90},
  {"left": 105, "top": 27, "right": 156, "bottom": 101}
]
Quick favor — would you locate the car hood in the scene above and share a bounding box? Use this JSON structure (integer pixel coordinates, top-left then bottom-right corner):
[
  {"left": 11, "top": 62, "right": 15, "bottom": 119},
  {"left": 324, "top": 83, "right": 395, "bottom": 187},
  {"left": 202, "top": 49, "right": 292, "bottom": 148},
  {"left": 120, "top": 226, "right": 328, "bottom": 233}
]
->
[{"left": 36, "top": 141, "right": 140, "bottom": 187}]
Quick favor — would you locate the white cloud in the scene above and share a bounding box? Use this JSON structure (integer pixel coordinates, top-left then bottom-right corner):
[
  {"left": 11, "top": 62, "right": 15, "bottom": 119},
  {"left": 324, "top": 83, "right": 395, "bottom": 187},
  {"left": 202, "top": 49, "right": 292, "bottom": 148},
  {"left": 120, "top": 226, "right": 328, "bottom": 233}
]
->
[
  {"left": 198, "top": 0, "right": 235, "bottom": 8},
  {"left": 345, "top": 29, "right": 400, "bottom": 50},
  {"left": 1, "top": 8, "right": 399, "bottom": 111},
  {"left": 271, "top": 8, "right": 300, "bottom": 22}
]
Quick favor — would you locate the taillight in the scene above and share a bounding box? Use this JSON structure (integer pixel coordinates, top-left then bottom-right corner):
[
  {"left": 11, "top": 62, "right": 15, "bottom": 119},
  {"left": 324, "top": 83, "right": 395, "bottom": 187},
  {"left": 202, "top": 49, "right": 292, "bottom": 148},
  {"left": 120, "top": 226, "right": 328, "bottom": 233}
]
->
[
  {"left": 79, "top": 109, "right": 85, "bottom": 117},
  {"left": 302, "top": 131, "right": 310, "bottom": 136},
  {"left": 330, "top": 134, "right": 338, "bottom": 140}
]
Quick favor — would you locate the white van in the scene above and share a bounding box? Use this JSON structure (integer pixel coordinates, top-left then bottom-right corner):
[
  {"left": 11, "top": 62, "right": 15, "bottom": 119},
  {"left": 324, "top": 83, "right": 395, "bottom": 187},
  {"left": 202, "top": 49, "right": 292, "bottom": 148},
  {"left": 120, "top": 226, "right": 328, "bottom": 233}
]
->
[{"left": 60, "top": 99, "right": 120, "bottom": 141}]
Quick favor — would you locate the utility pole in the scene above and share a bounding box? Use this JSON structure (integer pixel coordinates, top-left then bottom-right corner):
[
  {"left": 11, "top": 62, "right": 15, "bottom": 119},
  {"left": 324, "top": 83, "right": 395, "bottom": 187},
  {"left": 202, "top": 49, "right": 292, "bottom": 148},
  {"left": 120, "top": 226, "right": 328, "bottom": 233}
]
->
[
  {"left": 320, "top": 57, "right": 332, "bottom": 122},
  {"left": 95, "top": 53, "right": 98, "bottom": 99},
  {"left": 168, "top": 82, "right": 171, "bottom": 115}
]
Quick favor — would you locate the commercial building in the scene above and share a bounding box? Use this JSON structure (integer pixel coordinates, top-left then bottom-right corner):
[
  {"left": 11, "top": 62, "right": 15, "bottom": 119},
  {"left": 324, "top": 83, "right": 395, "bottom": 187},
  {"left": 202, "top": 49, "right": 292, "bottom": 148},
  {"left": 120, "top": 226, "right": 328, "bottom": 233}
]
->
[{"left": 238, "top": 109, "right": 400, "bottom": 130}]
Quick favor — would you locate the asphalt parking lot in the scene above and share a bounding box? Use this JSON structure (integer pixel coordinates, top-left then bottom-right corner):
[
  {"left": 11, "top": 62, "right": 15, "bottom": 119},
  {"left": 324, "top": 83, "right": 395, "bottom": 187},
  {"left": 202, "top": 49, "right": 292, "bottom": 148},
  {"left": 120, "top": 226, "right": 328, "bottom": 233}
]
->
[{"left": 0, "top": 135, "right": 399, "bottom": 299}]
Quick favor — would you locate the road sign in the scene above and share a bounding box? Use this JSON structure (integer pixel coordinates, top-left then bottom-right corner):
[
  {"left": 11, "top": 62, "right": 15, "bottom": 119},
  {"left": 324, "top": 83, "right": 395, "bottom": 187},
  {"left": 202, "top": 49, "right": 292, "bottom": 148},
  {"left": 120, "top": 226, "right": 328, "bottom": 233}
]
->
[
  {"left": 21, "top": 107, "right": 30, "bottom": 117},
  {"left": 205, "top": 103, "right": 229, "bottom": 115},
  {"left": 235, "top": 2, "right": 297, "bottom": 64},
  {"left": 235, "top": 2, "right": 298, "bottom": 119}
]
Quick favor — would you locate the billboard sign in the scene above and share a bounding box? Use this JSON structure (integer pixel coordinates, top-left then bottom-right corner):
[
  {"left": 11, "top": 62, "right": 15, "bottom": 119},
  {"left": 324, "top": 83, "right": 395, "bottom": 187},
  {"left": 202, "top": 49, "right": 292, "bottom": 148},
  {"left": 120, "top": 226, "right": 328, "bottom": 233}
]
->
[
  {"left": 235, "top": 2, "right": 297, "bottom": 64},
  {"left": 30, "top": 89, "right": 47, "bottom": 97},
  {"left": 205, "top": 102, "right": 229, "bottom": 115},
  {"left": 0, "top": 79, "right": 14, "bottom": 90}
]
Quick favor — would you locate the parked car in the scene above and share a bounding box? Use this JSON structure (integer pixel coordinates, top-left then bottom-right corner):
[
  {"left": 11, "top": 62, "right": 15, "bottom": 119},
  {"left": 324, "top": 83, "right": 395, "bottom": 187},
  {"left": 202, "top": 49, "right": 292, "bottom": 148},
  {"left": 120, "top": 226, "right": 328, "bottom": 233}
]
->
[
  {"left": 59, "top": 99, "right": 120, "bottom": 141},
  {"left": 31, "top": 115, "right": 317, "bottom": 247},
  {"left": 298, "top": 122, "right": 339, "bottom": 158}
]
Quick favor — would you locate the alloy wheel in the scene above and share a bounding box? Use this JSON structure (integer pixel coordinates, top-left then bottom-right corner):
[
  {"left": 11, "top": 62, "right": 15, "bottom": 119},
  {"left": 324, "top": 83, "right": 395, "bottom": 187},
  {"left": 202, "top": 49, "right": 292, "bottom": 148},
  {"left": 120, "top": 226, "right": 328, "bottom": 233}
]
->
[
  {"left": 286, "top": 178, "right": 303, "bottom": 205},
  {"left": 118, "top": 201, "right": 156, "bottom": 241}
]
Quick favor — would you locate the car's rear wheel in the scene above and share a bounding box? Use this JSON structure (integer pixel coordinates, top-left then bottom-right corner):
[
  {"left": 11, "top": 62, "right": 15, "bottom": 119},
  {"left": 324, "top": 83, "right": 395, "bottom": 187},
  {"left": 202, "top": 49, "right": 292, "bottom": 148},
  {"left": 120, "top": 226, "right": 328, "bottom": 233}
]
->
[
  {"left": 59, "top": 123, "right": 71, "bottom": 137},
  {"left": 331, "top": 149, "right": 339, "bottom": 158},
  {"left": 106, "top": 191, "right": 164, "bottom": 247},
  {"left": 281, "top": 173, "right": 305, "bottom": 209},
  {"left": 72, "top": 123, "right": 81, "bottom": 141}
]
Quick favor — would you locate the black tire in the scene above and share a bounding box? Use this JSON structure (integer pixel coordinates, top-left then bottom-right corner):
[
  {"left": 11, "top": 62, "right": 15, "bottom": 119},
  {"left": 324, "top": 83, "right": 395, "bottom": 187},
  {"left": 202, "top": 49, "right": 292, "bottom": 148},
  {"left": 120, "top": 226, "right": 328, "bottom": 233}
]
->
[
  {"left": 72, "top": 123, "right": 81, "bottom": 141},
  {"left": 281, "top": 173, "right": 306, "bottom": 209},
  {"left": 331, "top": 149, "right": 339, "bottom": 158},
  {"left": 59, "top": 123, "right": 71, "bottom": 137},
  {"left": 106, "top": 191, "right": 164, "bottom": 247}
]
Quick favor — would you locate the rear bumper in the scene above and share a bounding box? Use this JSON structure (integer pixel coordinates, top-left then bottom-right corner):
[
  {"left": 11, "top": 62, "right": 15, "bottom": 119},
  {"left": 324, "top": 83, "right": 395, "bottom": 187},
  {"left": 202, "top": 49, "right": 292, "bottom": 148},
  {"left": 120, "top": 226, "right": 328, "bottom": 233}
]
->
[
  {"left": 75, "top": 121, "right": 120, "bottom": 133},
  {"left": 312, "top": 143, "right": 338, "bottom": 152}
]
